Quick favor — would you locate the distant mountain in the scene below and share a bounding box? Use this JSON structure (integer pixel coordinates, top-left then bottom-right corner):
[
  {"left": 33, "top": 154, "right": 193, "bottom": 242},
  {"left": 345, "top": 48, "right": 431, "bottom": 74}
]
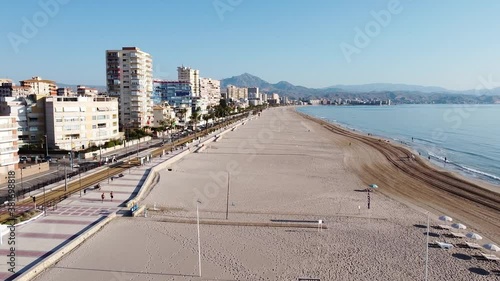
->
[
  {"left": 220, "top": 74, "right": 500, "bottom": 102},
  {"left": 220, "top": 73, "right": 272, "bottom": 89}
]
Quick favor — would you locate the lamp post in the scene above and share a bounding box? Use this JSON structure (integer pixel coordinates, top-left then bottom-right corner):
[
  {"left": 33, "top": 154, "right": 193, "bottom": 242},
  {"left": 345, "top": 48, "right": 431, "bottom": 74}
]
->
[
  {"left": 44, "top": 134, "right": 48, "bottom": 157},
  {"left": 20, "top": 167, "right": 24, "bottom": 198},
  {"left": 64, "top": 152, "right": 70, "bottom": 192},
  {"left": 79, "top": 154, "right": 82, "bottom": 197},
  {"left": 225, "top": 171, "right": 230, "bottom": 220},
  {"left": 197, "top": 200, "right": 202, "bottom": 277},
  {"left": 425, "top": 212, "right": 430, "bottom": 281}
]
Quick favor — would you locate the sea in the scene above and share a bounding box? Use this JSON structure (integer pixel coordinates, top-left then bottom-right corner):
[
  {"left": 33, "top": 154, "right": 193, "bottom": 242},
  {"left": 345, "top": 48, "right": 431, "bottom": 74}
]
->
[{"left": 297, "top": 104, "right": 500, "bottom": 187}]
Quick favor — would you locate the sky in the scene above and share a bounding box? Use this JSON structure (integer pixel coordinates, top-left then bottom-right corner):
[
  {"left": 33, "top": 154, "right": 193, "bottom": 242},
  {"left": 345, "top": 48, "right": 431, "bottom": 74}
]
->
[{"left": 2, "top": 0, "right": 500, "bottom": 90}]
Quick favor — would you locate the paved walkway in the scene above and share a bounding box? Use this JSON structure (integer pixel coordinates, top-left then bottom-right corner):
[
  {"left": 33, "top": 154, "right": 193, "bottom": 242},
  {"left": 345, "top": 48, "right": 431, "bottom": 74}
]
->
[{"left": 0, "top": 127, "right": 228, "bottom": 281}]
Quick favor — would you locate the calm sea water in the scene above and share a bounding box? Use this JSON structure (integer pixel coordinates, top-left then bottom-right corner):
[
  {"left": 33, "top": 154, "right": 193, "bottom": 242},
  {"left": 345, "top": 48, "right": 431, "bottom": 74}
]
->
[{"left": 297, "top": 105, "right": 500, "bottom": 186}]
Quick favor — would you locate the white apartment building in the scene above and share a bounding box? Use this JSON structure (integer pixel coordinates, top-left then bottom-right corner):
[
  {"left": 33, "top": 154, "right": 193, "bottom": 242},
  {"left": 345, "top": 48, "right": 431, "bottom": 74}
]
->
[
  {"left": 0, "top": 116, "right": 19, "bottom": 175},
  {"left": 226, "top": 85, "right": 248, "bottom": 100},
  {"left": 77, "top": 85, "right": 98, "bottom": 97},
  {"left": 1, "top": 82, "right": 35, "bottom": 98},
  {"left": 45, "top": 96, "right": 120, "bottom": 150},
  {"left": 57, "top": 87, "right": 74, "bottom": 97},
  {"left": 106, "top": 47, "right": 153, "bottom": 129},
  {"left": 178, "top": 66, "right": 200, "bottom": 97},
  {"left": 200, "top": 78, "right": 221, "bottom": 106},
  {"left": 19, "top": 76, "right": 57, "bottom": 95},
  {"left": 0, "top": 97, "right": 29, "bottom": 145}
]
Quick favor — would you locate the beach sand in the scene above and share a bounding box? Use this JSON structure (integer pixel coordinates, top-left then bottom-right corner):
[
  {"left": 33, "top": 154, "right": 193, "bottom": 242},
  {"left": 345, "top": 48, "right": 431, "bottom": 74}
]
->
[{"left": 34, "top": 107, "right": 500, "bottom": 281}]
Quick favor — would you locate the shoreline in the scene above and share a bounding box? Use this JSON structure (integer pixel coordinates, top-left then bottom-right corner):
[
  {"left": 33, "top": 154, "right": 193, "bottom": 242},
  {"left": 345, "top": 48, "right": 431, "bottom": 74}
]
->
[
  {"left": 296, "top": 106, "right": 500, "bottom": 189},
  {"left": 295, "top": 108, "right": 500, "bottom": 244}
]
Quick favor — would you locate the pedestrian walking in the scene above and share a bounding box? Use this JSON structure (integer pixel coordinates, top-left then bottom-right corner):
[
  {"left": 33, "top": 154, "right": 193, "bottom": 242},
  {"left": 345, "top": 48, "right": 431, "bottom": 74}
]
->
[
  {"left": 110, "top": 191, "right": 114, "bottom": 202},
  {"left": 101, "top": 192, "right": 105, "bottom": 203}
]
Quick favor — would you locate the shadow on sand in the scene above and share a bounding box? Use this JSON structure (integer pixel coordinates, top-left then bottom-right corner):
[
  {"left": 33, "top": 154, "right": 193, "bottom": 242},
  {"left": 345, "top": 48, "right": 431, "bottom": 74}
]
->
[
  {"left": 452, "top": 253, "right": 472, "bottom": 260},
  {"left": 469, "top": 267, "right": 490, "bottom": 276}
]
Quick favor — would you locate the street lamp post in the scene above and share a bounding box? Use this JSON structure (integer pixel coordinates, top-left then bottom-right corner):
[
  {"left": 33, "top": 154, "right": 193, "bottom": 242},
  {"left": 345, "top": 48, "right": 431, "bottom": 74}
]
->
[
  {"left": 44, "top": 134, "right": 48, "bottom": 157},
  {"left": 425, "top": 212, "right": 430, "bottom": 281},
  {"left": 64, "top": 152, "right": 69, "bottom": 192},
  {"left": 225, "top": 171, "right": 230, "bottom": 220},
  {"left": 79, "top": 155, "right": 82, "bottom": 197},
  {"left": 20, "top": 168, "right": 24, "bottom": 198},
  {"left": 197, "top": 200, "right": 202, "bottom": 277}
]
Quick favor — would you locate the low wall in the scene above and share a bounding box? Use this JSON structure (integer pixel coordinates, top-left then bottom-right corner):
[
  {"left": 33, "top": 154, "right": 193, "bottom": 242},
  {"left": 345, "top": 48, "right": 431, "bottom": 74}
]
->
[
  {"left": 0, "top": 162, "right": 50, "bottom": 184},
  {"left": 82, "top": 136, "right": 152, "bottom": 160}
]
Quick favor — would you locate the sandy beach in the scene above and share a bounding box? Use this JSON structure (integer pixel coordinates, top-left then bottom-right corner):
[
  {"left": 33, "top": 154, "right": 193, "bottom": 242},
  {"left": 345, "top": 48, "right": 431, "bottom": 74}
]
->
[{"left": 34, "top": 107, "right": 500, "bottom": 281}]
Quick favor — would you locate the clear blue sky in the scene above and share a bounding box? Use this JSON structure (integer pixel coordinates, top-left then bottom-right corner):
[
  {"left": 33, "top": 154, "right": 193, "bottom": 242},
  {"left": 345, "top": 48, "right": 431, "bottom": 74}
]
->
[{"left": 2, "top": 0, "right": 500, "bottom": 90}]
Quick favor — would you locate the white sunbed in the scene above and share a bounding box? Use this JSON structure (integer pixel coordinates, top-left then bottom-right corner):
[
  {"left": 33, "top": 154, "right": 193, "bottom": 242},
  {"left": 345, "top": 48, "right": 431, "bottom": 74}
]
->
[
  {"left": 435, "top": 241, "right": 454, "bottom": 249},
  {"left": 480, "top": 253, "right": 499, "bottom": 261},
  {"left": 464, "top": 241, "right": 482, "bottom": 249},
  {"left": 449, "top": 231, "right": 466, "bottom": 238}
]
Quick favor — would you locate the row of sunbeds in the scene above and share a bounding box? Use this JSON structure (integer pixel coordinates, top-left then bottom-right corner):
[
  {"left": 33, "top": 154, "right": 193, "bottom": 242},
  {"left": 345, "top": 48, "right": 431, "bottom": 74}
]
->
[{"left": 432, "top": 225, "right": 499, "bottom": 262}]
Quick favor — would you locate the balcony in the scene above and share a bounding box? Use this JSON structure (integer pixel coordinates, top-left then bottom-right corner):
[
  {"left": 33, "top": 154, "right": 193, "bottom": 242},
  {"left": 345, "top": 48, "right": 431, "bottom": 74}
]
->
[
  {"left": 0, "top": 146, "right": 18, "bottom": 154},
  {"left": 0, "top": 157, "right": 19, "bottom": 166},
  {"left": 0, "top": 123, "right": 16, "bottom": 131}
]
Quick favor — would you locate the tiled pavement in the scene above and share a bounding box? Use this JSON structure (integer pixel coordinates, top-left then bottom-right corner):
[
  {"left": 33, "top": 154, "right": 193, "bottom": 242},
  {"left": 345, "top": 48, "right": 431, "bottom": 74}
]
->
[{"left": 0, "top": 141, "right": 198, "bottom": 281}]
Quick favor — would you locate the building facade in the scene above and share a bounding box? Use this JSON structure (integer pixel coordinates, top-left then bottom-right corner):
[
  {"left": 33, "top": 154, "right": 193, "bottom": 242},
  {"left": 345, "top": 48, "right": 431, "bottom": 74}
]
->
[
  {"left": 0, "top": 116, "right": 19, "bottom": 175},
  {"left": 177, "top": 66, "right": 200, "bottom": 97},
  {"left": 200, "top": 78, "right": 221, "bottom": 106},
  {"left": 152, "top": 102, "right": 176, "bottom": 128},
  {"left": 77, "top": 85, "right": 98, "bottom": 97},
  {"left": 106, "top": 47, "right": 153, "bottom": 129},
  {"left": 153, "top": 80, "right": 192, "bottom": 108},
  {"left": 45, "top": 96, "right": 120, "bottom": 150},
  {"left": 19, "top": 76, "right": 57, "bottom": 96},
  {"left": 226, "top": 85, "right": 248, "bottom": 101}
]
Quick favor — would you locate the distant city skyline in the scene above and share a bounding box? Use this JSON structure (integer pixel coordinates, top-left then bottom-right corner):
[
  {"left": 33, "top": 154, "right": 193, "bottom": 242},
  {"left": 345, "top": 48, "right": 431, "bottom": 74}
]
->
[{"left": 3, "top": 0, "right": 500, "bottom": 90}]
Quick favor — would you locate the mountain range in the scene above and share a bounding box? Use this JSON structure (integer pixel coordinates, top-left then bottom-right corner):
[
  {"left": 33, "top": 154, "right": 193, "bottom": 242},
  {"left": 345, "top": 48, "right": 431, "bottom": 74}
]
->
[
  {"left": 58, "top": 73, "right": 500, "bottom": 103},
  {"left": 220, "top": 73, "right": 500, "bottom": 99}
]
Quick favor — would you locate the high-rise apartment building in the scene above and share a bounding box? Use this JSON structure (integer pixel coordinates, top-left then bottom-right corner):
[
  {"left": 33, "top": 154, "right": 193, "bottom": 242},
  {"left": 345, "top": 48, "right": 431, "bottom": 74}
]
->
[
  {"left": 106, "top": 47, "right": 153, "bottom": 129},
  {"left": 177, "top": 66, "right": 200, "bottom": 97},
  {"left": 200, "top": 78, "right": 221, "bottom": 106}
]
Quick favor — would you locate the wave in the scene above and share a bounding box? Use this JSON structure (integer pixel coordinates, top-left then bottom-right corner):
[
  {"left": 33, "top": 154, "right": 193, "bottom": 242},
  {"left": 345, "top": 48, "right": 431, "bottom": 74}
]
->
[
  {"left": 427, "top": 152, "right": 500, "bottom": 183},
  {"left": 456, "top": 164, "right": 500, "bottom": 182}
]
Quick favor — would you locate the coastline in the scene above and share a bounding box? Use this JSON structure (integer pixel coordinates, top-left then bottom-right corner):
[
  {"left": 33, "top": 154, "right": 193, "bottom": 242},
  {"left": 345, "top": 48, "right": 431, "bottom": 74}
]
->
[
  {"left": 295, "top": 108, "right": 500, "bottom": 244},
  {"left": 296, "top": 106, "right": 500, "bottom": 188}
]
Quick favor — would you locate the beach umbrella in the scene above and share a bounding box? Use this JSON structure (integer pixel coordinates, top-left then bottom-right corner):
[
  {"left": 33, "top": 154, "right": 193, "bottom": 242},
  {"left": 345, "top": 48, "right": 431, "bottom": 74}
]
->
[
  {"left": 369, "top": 184, "right": 378, "bottom": 189},
  {"left": 438, "top": 215, "right": 453, "bottom": 222},
  {"left": 483, "top": 243, "right": 500, "bottom": 252},
  {"left": 451, "top": 223, "right": 467, "bottom": 230},
  {"left": 465, "top": 232, "right": 482, "bottom": 240}
]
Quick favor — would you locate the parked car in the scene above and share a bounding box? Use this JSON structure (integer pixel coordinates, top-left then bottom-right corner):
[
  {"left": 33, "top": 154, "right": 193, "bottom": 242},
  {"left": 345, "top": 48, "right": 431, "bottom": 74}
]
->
[
  {"left": 44, "top": 156, "right": 53, "bottom": 162},
  {"left": 19, "top": 156, "right": 28, "bottom": 162}
]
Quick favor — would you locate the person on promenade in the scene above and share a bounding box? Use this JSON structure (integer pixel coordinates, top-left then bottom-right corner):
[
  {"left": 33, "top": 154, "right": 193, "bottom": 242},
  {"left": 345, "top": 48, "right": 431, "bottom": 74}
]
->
[
  {"left": 101, "top": 193, "right": 105, "bottom": 203},
  {"left": 110, "top": 191, "right": 114, "bottom": 202}
]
